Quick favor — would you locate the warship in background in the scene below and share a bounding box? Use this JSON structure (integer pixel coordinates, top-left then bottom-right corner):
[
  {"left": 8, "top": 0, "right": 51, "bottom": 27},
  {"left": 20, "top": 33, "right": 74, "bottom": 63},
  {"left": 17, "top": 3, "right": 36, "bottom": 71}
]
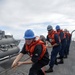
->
[{"left": 0, "top": 30, "right": 20, "bottom": 61}]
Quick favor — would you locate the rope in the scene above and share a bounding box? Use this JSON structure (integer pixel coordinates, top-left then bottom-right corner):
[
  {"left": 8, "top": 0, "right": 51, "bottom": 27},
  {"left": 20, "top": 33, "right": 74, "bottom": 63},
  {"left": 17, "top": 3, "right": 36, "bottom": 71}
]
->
[{"left": 0, "top": 56, "right": 31, "bottom": 75}]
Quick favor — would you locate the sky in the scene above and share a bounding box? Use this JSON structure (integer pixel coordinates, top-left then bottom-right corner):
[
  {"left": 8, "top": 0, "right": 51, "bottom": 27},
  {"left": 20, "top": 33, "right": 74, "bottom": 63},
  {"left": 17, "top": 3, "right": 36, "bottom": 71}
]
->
[{"left": 0, "top": 0, "right": 75, "bottom": 39}]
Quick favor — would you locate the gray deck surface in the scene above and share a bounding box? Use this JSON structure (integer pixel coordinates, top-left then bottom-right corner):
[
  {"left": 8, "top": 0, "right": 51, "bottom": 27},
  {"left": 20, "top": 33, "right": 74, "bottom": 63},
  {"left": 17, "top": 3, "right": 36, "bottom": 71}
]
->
[{"left": 0, "top": 41, "right": 75, "bottom": 75}]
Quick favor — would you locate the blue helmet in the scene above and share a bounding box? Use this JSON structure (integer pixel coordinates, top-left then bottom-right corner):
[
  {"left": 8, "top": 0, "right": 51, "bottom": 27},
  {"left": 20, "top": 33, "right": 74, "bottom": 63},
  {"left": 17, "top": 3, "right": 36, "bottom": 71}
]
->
[
  {"left": 24, "top": 29, "right": 35, "bottom": 39},
  {"left": 56, "top": 25, "right": 60, "bottom": 30},
  {"left": 47, "top": 25, "right": 53, "bottom": 31}
]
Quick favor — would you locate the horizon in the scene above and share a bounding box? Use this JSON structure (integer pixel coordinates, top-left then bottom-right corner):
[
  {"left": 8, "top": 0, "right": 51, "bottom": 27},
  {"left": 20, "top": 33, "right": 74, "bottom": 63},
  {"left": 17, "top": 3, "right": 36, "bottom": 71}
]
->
[{"left": 0, "top": 0, "right": 75, "bottom": 39}]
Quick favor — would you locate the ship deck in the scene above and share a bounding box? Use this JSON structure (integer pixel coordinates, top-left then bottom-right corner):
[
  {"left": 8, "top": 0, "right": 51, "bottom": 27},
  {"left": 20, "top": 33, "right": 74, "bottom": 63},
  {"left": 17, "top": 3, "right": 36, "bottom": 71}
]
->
[{"left": 0, "top": 41, "right": 75, "bottom": 75}]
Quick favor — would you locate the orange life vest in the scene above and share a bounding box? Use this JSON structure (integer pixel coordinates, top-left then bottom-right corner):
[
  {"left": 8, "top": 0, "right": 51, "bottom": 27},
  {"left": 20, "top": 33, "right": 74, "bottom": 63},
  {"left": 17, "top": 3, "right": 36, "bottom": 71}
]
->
[
  {"left": 25, "top": 40, "right": 46, "bottom": 60},
  {"left": 57, "top": 29, "right": 66, "bottom": 39},
  {"left": 66, "top": 32, "right": 71, "bottom": 40},
  {"left": 64, "top": 32, "right": 67, "bottom": 39},
  {"left": 48, "top": 30, "right": 61, "bottom": 45}
]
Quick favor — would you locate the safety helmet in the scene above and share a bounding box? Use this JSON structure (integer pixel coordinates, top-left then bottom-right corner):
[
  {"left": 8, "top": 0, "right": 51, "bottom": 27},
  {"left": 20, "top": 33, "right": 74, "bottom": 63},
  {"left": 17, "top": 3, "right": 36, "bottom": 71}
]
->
[
  {"left": 64, "top": 29, "right": 67, "bottom": 32},
  {"left": 47, "top": 25, "right": 53, "bottom": 31},
  {"left": 56, "top": 25, "right": 60, "bottom": 30},
  {"left": 24, "top": 29, "right": 35, "bottom": 39}
]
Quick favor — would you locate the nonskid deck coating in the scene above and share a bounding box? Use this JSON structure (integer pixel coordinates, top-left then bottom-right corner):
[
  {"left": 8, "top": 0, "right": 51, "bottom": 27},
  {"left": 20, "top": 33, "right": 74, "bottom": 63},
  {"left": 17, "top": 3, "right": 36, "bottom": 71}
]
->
[{"left": 0, "top": 41, "right": 75, "bottom": 75}]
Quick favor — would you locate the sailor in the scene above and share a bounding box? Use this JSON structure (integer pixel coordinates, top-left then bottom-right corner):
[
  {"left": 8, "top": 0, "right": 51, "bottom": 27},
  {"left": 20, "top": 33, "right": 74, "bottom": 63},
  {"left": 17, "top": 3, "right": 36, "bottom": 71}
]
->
[
  {"left": 11, "top": 29, "right": 49, "bottom": 75},
  {"left": 45, "top": 25, "right": 61, "bottom": 73},
  {"left": 66, "top": 30, "right": 71, "bottom": 55},
  {"left": 64, "top": 29, "right": 71, "bottom": 58},
  {"left": 40, "top": 35, "right": 46, "bottom": 45},
  {"left": 55, "top": 25, "right": 66, "bottom": 64}
]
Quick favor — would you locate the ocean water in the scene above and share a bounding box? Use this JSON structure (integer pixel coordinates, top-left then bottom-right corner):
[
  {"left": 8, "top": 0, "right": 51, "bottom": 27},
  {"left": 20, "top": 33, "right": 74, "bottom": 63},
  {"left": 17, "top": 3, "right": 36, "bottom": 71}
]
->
[{"left": 18, "top": 39, "right": 25, "bottom": 51}]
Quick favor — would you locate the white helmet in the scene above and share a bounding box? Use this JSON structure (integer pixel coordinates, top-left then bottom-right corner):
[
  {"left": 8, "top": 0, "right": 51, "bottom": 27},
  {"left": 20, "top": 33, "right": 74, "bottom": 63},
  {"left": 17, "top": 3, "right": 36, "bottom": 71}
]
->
[
  {"left": 47, "top": 25, "right": 53, "bottom": 31},
  {"left": 64, "top": 29, "right": 67, "bottom": 32}
]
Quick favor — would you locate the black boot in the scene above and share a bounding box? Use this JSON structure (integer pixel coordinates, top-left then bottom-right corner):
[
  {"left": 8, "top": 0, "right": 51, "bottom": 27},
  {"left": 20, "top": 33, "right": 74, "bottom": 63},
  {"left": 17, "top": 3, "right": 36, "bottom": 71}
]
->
[
  {"left": 57, "top": 58, "right": 64, "bottom": 64},
  {"left": 45, "top": 67, "right": 53, "bottom": 73},
  {"left": 54, "top": 59, "right": 58, "bottom": 65},
  {"left": 64, "top": 55, "right": 67, "bottom": 58}
]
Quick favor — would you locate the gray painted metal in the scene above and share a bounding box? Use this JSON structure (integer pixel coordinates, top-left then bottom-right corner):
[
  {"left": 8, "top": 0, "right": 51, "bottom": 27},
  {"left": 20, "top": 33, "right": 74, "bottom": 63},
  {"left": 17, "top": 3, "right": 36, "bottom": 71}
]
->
[
  {"left": 0, "top": 30, "right": 20, "bottom": 61},
  {"left": 0, "top": 38, "right": 15, "bottom": 45},
  {"left": 71, "top": 30, "right": 75, "bottom": 34},
  {"left": 0, "top": 46, "right": 20, "bottom": 58}
]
